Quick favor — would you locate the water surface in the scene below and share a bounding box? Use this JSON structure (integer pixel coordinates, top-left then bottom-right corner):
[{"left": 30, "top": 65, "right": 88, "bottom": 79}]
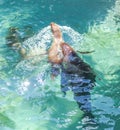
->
[{"left": 0, "top": 0, "right": 120, "bottom": 130}]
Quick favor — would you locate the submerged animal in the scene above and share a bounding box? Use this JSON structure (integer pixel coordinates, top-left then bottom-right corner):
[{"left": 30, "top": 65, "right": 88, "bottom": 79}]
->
[
  {"left": 48, "top": 22, "right": 96, "bottom": 116},
  {"left": 5, "top": 26, "right": 34, "bottom": 58}
]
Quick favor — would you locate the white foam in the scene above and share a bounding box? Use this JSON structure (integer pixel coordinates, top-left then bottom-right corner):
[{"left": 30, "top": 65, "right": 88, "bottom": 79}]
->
[{"left": 22, "top": 25, "right": 83, "bottom": 57}]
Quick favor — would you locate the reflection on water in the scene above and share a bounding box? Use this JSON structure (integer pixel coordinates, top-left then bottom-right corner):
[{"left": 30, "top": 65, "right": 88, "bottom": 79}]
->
[{"left": 0, "top": 0, "right": 120, "bottom": 130}]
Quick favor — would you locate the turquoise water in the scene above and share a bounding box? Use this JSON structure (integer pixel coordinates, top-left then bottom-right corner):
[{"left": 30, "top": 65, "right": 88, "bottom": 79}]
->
[{"left": 0, "top": 0, "right": 120, "bottom": 130}]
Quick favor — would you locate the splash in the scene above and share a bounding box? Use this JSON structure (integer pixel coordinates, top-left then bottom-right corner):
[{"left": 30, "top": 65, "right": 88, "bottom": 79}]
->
[{"left": 22, "top": 25, "right": 83, "bottom": 58}]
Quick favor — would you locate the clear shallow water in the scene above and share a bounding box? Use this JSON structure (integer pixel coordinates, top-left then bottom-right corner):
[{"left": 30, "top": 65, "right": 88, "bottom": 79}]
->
[{"left": 0, "top": 0, "right": 120, "bottom": 130}]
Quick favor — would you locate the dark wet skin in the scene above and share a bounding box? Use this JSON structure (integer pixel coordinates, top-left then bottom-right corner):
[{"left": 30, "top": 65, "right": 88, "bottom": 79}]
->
[{"left": 51, "top": 48, "right": 96, "bottom": 118}]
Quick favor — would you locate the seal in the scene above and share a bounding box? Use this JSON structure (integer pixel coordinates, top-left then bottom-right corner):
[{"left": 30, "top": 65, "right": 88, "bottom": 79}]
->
[
  {"left": 48, "top": 22, "right": 77, "bottom": 65},
  {"left": 48, "top": 22, "right": 96, "bottom": 116}
]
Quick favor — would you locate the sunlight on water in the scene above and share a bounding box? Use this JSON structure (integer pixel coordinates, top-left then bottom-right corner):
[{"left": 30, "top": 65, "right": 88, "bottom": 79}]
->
[{"left": 0, "top": 0, "right": 120, "bottom": 130}]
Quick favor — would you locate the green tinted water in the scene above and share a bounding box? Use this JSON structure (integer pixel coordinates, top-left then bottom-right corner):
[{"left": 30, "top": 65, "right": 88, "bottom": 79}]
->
[{"left": 0, "top": 0, "right": 120, "bottom": 130}]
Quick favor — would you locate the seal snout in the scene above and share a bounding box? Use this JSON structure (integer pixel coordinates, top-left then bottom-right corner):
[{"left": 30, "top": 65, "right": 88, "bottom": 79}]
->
[
  {"left": 50, "top": 22, "right": 62, "bottom": 39},
  {"left": 50, "top": 22, "right": 60, "bottom": 32},
  {"left": 50, "top": 22, "right": 57, "bottom": 27},
  {"left": 50, "top": 22, "right": 55, "bottom": 26}
]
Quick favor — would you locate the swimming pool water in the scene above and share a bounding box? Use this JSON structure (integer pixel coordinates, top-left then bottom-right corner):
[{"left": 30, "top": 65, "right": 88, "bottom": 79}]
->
[{"left": 0, "top": 0, "right": 120, "bottom": 130}]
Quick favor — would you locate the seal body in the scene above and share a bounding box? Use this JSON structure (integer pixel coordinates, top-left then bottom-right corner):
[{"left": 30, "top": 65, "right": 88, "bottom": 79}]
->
[
  {"left": 49, "top": 22, "right": 96, "bottom": 114},
  {"left": 48, "top": 22, "right": 64, "bottom": 64},
  {"left": 48, "top": 41, "right": 63, "bottom": 64}
]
